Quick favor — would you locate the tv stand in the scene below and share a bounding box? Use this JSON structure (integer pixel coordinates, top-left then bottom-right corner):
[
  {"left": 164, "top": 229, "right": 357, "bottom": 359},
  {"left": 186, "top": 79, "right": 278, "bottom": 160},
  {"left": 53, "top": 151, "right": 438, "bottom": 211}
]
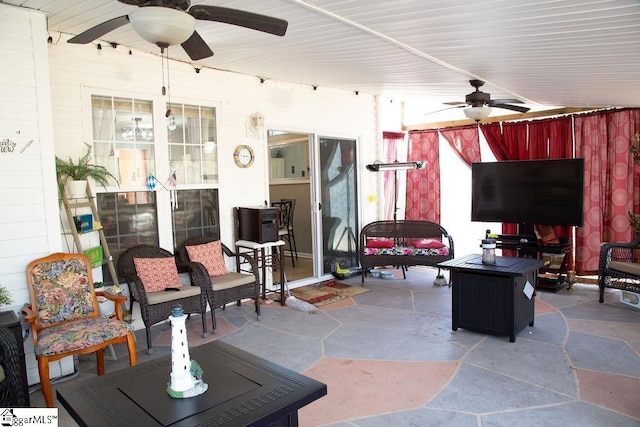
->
[{"left": 494, "top": 234, "right": 570, "bottom": 292}]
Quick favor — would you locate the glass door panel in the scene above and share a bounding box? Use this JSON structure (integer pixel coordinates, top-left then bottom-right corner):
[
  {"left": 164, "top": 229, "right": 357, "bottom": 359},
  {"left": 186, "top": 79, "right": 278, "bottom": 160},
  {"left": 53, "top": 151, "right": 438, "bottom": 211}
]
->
[{"left": 318, "top": 137, "right": 358, "bottom": 275}]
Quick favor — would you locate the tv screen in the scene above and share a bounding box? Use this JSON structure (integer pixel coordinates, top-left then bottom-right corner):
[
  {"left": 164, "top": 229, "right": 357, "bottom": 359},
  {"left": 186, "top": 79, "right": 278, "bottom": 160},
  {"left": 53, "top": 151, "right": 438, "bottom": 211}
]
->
[{"left": 471, "top": 158, "right": 584, "bottom": 226}]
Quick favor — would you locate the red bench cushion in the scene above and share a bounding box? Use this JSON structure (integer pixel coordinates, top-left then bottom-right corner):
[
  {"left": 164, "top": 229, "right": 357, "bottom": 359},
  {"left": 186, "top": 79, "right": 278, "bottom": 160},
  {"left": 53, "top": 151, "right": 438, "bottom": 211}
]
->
[{"left": 408, "top": 238, "right": 446, "bottom": 249}]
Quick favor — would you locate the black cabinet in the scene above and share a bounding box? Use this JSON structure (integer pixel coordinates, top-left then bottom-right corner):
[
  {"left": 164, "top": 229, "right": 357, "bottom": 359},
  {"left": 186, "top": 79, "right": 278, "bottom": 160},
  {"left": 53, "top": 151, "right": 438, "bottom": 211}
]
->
[{"left": 235, "top": 207, "right": 278, "bottom": 243}]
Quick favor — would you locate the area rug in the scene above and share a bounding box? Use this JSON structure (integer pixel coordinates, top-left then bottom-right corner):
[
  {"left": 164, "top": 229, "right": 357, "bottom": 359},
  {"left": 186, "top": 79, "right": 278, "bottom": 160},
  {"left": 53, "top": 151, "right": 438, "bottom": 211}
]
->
[{"left": 288, "top": 280, "right": 370, "bottom": 307}]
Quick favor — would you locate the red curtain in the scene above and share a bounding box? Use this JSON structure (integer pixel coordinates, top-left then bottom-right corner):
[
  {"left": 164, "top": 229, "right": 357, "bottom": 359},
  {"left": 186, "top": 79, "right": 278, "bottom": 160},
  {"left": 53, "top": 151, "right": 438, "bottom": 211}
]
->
[
  {"left": 502, "top": 122, "right": 529, "bottom": 159},
  {"left": 439, "top": 125, "right": 481, "bottom": 166},
  {"left": 480, "top": 123, "right": 508, "bottom": 160},
  {"left": 406, "top": 130, "right": 439, "bottom": 222},
  {"left": 574, "top": 109, "right": 640, "bottom": 274},
  {"left": 480, "top": 118, "right": 574, "bottom": 262},
  {"left": 528, "top": 117, "right": 575, "bottom": 267},
  {"left": 382, "top": 131, "right": 405, "bottom": 220},
  {"left": 480, "top": 122, "right": 529, "bottom": 241}
]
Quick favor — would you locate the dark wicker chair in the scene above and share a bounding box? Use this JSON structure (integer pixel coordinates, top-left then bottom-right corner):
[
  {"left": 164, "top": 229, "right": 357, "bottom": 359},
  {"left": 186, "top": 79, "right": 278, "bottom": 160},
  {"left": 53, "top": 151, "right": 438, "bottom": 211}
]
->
[
  {"left": 0, "top": 327, "right": 29, "bottom": 407},
  {"left": 597, "top": 237, "right": 640, "bottom": 303},
  {"left": 176, "top": 237, "right": 261, "bottom": 332},
  {"left": 117, "top": 245, "right": 209, "bottom": 354}
]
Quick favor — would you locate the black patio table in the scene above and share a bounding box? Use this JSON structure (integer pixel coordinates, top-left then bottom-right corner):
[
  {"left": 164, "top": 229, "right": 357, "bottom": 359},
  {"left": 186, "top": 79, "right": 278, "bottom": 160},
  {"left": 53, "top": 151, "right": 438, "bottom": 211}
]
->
[{"left": 56, "top": 340, "right": 327, "bottom": 426}]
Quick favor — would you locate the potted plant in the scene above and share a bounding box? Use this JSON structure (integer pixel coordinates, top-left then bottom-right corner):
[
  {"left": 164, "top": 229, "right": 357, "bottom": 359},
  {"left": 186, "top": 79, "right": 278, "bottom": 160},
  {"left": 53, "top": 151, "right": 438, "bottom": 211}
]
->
[
  {"left": 628, "top": 211, "right": 640, "bottom": 236},
  {"left": 55, "top": 143, "right": 119, "bottom": 197},
  {"left": 631, "top": 132, "right": 640, "bottom": 177},
  {"left": 0, "top": 284, "right": 13, "bottom": 307}
]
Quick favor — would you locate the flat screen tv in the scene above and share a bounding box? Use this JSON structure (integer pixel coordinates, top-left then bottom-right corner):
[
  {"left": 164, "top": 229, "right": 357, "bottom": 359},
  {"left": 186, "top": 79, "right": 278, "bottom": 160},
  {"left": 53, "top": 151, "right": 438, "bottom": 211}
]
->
[{"left": 471, "top": 158, "right": 584, "bottom": 226}]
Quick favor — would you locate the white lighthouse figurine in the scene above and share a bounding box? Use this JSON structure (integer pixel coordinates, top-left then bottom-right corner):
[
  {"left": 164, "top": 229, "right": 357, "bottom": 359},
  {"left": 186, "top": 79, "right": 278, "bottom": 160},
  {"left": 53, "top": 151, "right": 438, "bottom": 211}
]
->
[{"left": 166, "top": 304, "right": 208, "bottom": 398}]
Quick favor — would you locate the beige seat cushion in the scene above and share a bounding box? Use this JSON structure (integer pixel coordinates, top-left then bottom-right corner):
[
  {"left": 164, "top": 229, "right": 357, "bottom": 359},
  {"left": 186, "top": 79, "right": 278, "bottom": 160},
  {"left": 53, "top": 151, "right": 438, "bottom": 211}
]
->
[
  {"left": 609, "top": 261, "right": 640, "bottom": 276},
  {"left": 147, "top": 285, "right": 201, "bottom": 305},
  {"left": 210, "top": 272, "right": 255, "bottom": 291}
]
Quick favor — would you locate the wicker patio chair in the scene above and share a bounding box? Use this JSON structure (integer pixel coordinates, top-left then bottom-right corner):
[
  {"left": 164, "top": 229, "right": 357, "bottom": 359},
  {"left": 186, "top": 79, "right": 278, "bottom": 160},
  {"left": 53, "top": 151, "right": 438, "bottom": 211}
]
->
[
  {"left": 23, "top": 253, "right": 137, "bottom": 407},
  {"left": 116, "top": 245, "right": 209, "bottom": 354},
  {"left": 597, "top": 236, "right": 640, "bottom": 303},
  {"left": 176, "top": 236, "right": 261, "bottom": 332},
  {"left": 0, "top": 326, "right": 29, "bottom": 407}
]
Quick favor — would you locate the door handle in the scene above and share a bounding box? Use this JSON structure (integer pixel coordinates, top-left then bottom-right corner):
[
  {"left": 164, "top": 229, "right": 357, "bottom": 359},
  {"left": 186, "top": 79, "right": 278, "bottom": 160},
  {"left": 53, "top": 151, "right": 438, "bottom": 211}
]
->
[{"left": 318, "top": 203, "right": 322, "bottom": 211}]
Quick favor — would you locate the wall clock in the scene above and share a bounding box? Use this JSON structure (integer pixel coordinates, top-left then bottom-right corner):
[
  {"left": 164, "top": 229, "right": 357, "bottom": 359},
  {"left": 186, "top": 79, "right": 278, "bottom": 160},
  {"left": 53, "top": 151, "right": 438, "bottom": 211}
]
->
[{"left": 233, "top": 144, "right": 255, "bottom": 168}]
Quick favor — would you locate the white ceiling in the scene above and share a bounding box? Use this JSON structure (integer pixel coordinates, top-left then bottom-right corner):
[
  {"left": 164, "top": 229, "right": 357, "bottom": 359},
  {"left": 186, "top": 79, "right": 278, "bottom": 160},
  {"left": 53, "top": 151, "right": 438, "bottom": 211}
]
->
[{"left": 5, "top": 0, "right": 640, "bottom": 121}]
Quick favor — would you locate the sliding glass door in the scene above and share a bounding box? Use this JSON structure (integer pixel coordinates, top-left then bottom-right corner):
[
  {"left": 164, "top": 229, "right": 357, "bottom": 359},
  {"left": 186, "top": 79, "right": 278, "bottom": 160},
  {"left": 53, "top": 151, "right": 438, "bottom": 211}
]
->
[{"left": 318, "top": 136, "right": 358, "bottom": 275}]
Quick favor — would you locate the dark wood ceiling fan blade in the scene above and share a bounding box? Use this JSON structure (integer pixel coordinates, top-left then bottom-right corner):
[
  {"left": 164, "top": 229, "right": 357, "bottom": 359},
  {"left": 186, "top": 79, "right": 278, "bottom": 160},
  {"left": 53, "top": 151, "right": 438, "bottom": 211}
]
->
[
  {"left": 491, "top": 98, "right": 525, "bottom": 104},
  {"left": 443, "top": 102, "right": 466, "bottom": 106},
  {"left": 491, "top": 103, "right": 531, "bottom": 113},
  {"left": 68, "top": 15, "right": 130, "bottom": 44},
  {"left": 425, "top": 105, "right": 465, "bottom": 116},
  {"left": 189, "top": 5, "right": 288, "bottom": 36},
  {"left": 181, "top": 31, "right": 214, "bottom": 60}
]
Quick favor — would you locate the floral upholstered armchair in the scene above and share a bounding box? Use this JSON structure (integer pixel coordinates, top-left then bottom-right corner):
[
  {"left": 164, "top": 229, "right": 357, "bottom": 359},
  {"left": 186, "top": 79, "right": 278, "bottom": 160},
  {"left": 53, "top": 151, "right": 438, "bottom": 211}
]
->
[{"left": 22, "top": 253, "right": 137, "bottom": 407}]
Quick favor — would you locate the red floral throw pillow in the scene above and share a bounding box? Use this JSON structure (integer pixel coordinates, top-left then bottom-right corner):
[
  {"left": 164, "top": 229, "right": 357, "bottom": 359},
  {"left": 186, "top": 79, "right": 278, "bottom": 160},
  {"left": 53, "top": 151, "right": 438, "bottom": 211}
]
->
[
  {"left": 185, "top": 240, "right": 228, "bottom": 277},
  {"left": 408, "top": 238, "right": 446, "bottom": 249},
  {"left": 133, "top": 257, "right": 183, "bottom": 293},
  {"left": 366, "top": 238, "right": 395, "bottom": 248},
  {"left": 534, "top": 225, "right": 560, "bottom": 245}
]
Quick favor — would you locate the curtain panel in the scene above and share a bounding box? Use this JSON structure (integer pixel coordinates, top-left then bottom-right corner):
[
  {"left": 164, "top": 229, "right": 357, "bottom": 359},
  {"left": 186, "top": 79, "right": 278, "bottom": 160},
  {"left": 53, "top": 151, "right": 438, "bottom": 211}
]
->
[
  {"left": 479, "top": 117, "right": 574, "bottom": 262},
  {"left": 479, "top": 121, "right": 529, "bottom": 248},
  {"left": 439, "top": 125, "right": 481, "bottom": 166},
  {"left": 406, "top": 130, "right": 440, "bottom": 222},
  {"left": 382, "top": 131, "right": 405, "bottom": 220},
  {"left": 575, "top": 109, "right": 640, "bottom": 274}
]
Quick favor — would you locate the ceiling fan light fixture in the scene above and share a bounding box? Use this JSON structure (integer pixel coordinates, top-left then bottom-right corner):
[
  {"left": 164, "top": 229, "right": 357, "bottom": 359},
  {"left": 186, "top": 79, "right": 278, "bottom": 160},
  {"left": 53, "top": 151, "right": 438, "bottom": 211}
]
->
[
  {"left": 464, "top": 106, "right": 492, "bottom": 121},
  {"left": 129, "top": 7, "right": 196, "bottom": 47}
]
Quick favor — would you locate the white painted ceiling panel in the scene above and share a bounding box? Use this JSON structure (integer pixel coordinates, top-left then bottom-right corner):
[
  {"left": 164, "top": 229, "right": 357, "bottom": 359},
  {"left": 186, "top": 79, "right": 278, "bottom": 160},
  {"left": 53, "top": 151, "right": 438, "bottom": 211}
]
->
[{"left": 3, "top": 0, "right": 639, "bottom": 119}]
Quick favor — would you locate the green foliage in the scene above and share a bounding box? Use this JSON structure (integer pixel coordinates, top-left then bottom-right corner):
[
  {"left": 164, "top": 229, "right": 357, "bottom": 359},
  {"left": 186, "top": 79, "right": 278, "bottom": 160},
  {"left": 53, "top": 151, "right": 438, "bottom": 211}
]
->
[
  {"left": 628, "top": 211, "right": 640, "bottom": 235},
  {"left": 55, "top": 143, "right": 119, "bottom": 193},
  {"left": 0, "top": 285, "right": 13, "bottom": 306},
  {"left": 632, "top": 132, "right": 640, "bottom": 165}
]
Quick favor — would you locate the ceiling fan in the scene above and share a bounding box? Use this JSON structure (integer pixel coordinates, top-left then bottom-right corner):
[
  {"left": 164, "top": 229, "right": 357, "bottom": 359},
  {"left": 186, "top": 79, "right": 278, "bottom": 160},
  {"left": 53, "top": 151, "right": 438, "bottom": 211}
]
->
[
  {"left": 67, "top": 0, "right": 288, "bottom": 61},
  {"left": 427, "top": 79, "right": 531, "bottom": 121}
]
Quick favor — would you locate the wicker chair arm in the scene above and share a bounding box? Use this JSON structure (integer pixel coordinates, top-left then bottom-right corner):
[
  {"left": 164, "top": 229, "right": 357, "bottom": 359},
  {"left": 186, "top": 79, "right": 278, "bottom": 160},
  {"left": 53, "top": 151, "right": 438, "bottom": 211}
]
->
[
  {"left": 599, "top": 237, "right": 640, "bottom": 267},
  {"left": 446, "top": 234, "right": 455, "bottom": 258},
  {"left": 121, "top": 274, "right": 150, "bottom": 307},
  {"left": 180, "top": 260, "right": 212, "bottom": 291}
]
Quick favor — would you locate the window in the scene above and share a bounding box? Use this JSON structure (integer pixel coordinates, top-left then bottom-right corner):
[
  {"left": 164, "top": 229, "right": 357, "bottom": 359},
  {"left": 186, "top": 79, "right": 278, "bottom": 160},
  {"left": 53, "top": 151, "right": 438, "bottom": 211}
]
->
[
  {"left": 91, "top": 96, "right": 156, "bottom": 188},
  {"left": 172, "top": 189, "right": 220, "bottom": 249},
  {"left": 97, "top": 191, "right": 159, "bottom": 282},
  {"left": 168, "top": 103, "right": 218, "bottom": 184},
  {"left": 89, "top": 94, "right": 220, "bottom": 281}
]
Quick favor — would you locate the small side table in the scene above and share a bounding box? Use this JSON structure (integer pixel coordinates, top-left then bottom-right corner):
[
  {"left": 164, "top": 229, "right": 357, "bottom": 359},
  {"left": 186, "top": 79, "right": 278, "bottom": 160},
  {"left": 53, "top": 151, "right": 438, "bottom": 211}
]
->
[
  {"left": 438, "top": 254, "right": 543, "bottom": 342},
  {"left": 235, "top": 240, "right": 286, "bottom": 305},
  {"left": 0, "top": 310, "right": 30, "bottom": 406}
]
